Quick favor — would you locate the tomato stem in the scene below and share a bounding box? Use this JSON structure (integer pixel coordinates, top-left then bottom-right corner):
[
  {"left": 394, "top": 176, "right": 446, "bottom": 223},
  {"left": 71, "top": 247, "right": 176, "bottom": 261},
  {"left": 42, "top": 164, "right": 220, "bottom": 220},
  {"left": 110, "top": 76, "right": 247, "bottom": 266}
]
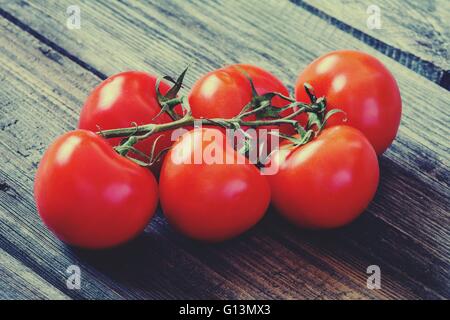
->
[
  {"left": 99, "top": 101, "right": 319, "bottom": 139},
  {"left": 97, "top": 69, "right": 344, "bottom": 164}
]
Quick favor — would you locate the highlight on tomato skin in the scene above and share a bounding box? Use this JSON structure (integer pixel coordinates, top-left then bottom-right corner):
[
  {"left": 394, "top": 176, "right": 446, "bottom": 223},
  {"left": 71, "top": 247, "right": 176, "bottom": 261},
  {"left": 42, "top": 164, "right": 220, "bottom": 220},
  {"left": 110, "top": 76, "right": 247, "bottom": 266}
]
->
[
  {"left": 295, "top": 50, "right": 402, "bottom": 155},
  {"left": 159, "top": 127, "right": 271, "bottom": 242},
  {"left": 34, "top": 129, "right": 159, "bottom": 249},
  {"left": 267, "top": 125, "right": 380, "bottom": 229}
]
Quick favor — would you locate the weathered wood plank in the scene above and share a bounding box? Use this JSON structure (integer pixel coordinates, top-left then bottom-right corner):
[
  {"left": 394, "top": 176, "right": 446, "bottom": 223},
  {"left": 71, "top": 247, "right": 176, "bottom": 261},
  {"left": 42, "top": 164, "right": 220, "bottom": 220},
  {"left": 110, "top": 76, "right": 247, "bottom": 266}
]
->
[
  {"left": 298, "top": 0, "right": 450, "bottom": 88},
  {"left": 0, "top": 0, "right": 449, "bottom": 299},
  {"left": 0, "top": 248, "right": 69, "bottom": 300}
]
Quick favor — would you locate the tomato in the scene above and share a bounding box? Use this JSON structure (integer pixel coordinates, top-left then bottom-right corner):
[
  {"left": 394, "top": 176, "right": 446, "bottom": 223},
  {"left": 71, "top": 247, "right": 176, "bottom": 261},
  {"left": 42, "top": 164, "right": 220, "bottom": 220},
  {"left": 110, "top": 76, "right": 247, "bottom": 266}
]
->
[
  {"left": 189, "top": 65, "right": 254, "bottom": 119},
  {"left": 78, "top": 71, "right": 181, "bottom": 173},
  {"left": 189, "top": 64, "right": 301, "bottom": 152},
  {"left": 159, "top": 128, "right": 271, "bottom": 241},
  {"left": 34, "top": 130, "right": 158, "bottom": 249},
  {"left": 268, "top": 126, "right": 379, "bottom": 229},
  {"left": 295, "top": 50, "right": 402, "bottom": 155}
]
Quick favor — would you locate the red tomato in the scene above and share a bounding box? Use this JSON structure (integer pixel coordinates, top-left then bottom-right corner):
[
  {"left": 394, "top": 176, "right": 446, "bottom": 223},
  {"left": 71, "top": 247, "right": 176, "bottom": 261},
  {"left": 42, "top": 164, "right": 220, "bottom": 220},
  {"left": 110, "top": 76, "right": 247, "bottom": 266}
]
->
[
  {"left": 34, "top": 130, "right": 158, "bottom": 249},
  {"left": 189, "top": 65, "right": 254, "bottom": 119},
  {"left": 78, "top": 71, "right": 181, "bottom": 173},
  {"left": 295, "top": 50, "right": 402, "bottom": 155},
  {"left": 189, "top": 64, "right": 301, "bottom": 152},
  {"left": 159, "top": 128, "right": 271, "bottom": 241},
  {"left": 268, "top": 126, "right": 379, "bottom": 229}
]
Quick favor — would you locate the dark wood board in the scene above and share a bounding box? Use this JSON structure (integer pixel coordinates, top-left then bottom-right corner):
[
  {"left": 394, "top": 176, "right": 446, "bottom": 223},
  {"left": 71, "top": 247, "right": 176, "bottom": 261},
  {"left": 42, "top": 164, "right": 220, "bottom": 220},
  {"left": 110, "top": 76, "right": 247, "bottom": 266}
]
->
[
  {"left": 0, "top": 0, "right": 449, "bottom": 300},
  {"left": 298, "top": 0, "right": 450, "bottom": 89}
]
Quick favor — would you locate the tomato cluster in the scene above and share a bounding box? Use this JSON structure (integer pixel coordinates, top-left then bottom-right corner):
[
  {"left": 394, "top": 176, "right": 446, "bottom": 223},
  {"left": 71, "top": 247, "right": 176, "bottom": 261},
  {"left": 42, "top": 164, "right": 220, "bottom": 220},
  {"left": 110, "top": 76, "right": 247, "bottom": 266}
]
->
[{"left": 34, "top": 50, "right": 401, "bottom": 249}]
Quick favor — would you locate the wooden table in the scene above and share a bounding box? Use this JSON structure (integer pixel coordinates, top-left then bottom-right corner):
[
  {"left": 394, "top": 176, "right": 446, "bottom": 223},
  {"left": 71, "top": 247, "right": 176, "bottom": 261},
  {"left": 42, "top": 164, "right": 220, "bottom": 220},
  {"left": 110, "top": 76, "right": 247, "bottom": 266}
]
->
[{"left": 0, "top": 0, "right": 449, "bottom": 300}]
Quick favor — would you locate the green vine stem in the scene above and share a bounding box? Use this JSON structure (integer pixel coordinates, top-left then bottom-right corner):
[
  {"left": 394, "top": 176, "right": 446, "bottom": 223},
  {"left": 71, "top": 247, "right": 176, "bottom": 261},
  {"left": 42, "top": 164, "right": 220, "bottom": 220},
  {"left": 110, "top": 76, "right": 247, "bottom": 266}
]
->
[
  {"left": 98, "top": 96, "right": 322, "bottom": 144},
  {"left": 95, "top": 68, "right": 344, "bottom": 165}
]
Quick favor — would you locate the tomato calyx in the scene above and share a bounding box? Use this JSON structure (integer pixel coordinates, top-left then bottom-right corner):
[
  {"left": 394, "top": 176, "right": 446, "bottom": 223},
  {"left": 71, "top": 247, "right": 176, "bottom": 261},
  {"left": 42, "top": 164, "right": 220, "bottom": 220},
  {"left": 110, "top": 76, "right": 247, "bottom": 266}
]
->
[
  {"left": 270, "top": 83, "right": 346, "bottom": 147},
  {"left": 154, "top": 66, "right": 189, "bottom": 121},
  {"left": 236, "top": 70, "right": 294, "bottom": 120},
  {"left": 304, "top": 84, "right": 347, "bottom": 133}
]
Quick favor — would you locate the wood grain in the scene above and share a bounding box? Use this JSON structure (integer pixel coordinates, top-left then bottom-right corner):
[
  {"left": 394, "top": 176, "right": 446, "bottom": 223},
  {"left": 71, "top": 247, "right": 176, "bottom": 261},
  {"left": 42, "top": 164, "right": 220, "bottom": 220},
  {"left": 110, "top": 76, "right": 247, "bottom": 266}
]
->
[
  {"left": 299, "top": 0, "right": 450, "bottom": 88},
  {"left": 0, "top": 249, "right": 69, "bottom": 300},
  {"left": 0, "top": 0, "right": 449, "bottom": 299}
]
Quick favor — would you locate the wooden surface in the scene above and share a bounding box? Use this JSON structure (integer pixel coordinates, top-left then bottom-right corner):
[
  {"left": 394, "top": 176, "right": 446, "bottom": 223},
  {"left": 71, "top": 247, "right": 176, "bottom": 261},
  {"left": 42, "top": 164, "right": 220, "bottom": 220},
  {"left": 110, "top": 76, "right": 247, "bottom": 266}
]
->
[
  {"left": 299, "top": 0, "right": 450, "bottom": 88},
  {"left": 0, "top": 0, "right": 449, "bottom": 300}
]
